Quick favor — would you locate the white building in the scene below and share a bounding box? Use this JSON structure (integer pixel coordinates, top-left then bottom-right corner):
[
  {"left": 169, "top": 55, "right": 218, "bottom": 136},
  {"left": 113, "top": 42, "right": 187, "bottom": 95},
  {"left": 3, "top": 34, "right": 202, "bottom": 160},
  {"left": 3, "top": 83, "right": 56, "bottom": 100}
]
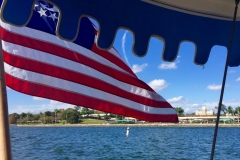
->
[{"left": 195, "top": 105, "right": 214, "bottom": 116}]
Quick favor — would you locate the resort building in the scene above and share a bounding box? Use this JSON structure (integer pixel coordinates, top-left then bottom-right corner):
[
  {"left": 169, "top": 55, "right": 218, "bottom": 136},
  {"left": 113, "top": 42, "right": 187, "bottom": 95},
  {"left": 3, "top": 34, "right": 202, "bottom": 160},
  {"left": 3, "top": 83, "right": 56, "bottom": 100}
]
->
[{"left": 195, "top": 105, "right": 214, "bottom": 116}]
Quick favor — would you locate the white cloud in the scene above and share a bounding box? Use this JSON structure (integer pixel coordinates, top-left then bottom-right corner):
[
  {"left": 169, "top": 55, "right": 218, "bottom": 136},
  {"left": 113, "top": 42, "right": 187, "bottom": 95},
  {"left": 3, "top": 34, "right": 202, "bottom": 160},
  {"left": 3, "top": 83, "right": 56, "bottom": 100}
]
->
[
  {"left": 167, "top": 96, "right": 189, "bottom": 104},
  {"left": 191, "top": 104, "right": 201, "bottom": 108},
  {"left": 132, "top": 63, "right": 148, "bottom": 73},
  {"left": 236, "top": 77, "right": 240, "bottom": 82},
  {"left": 121, "top": 31, "right": 130, "bottom": 66},
  {"left": 158, "top": 62, "right": 177, "bottom": 70},
  {"left": 167, "top": 96, "right": 183, "bottom": 103},
  {"left": 33, "top": 96, "right": 46, "bottom": 100},
  {"left": 207, "top": 84, "right": 222, "bottom": 91},
  {"left": 50, "top": 100, "right": 62, "bottom": 105},
  {"left": 148, "top": 79, "right": 168, "bottom": 92}
]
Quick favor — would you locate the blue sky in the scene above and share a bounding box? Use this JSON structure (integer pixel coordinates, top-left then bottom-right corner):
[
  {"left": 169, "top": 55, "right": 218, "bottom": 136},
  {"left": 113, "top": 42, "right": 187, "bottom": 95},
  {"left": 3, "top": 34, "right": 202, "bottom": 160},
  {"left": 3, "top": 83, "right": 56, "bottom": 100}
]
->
[{"left": 7, "top": 20, "right": 240, "bottom": 115}]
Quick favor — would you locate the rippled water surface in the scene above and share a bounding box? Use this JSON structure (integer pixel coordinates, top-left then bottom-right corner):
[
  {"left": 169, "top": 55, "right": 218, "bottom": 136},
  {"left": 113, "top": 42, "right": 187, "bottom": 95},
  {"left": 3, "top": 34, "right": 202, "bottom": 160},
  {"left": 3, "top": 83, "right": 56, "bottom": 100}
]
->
[{"left": 10, "top": 126, "right": 240, "bottom": 160}]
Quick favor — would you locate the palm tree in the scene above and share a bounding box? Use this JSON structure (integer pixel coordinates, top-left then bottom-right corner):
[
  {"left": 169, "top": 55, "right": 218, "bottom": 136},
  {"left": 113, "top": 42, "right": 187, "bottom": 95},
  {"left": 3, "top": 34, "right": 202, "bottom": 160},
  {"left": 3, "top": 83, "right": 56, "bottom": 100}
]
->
[
  {"left": 44, "top": 111, "right": 52, "bottom": 124},
  {"left": 235, "top": 106, "right": 240, "bottom": 114},
  {"left": 66, "top": 111, "right": 70, "bottom": 124},
  {"left": 236, "top": 106, "right": 240, "bottom": 123},
  {"left": 227, "top": 106, "right": 234, "bottom": 115},
  {"left": 54, "top": 109, "right": 60, "bottom": 124},
  {"left": 215, "top": 104, "right": 227, "bottom": 114}
]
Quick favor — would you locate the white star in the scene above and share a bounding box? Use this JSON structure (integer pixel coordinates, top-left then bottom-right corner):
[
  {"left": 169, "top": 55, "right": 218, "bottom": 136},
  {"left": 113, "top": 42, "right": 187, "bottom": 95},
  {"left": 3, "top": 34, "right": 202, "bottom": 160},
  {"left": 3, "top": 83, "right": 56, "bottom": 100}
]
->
[
  {"left": 39, "top": 3, "right": 59, "bottom": 12},
  {"left": 34, "top": 4, "right": 39, "bottom": 11},
  {"left": 38, "top": 8, "right": 47, "bottom": 17},
  {"left": 48, "top": 13, "right": 58, "bottom": 21}
]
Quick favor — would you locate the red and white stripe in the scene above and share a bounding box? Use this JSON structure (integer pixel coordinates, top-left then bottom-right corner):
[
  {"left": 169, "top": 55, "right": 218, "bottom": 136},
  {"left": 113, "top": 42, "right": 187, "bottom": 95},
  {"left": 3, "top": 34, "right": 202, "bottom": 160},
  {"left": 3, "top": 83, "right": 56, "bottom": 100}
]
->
[{"left": 0, "top": 20, "right": 178, "bottom": 122}]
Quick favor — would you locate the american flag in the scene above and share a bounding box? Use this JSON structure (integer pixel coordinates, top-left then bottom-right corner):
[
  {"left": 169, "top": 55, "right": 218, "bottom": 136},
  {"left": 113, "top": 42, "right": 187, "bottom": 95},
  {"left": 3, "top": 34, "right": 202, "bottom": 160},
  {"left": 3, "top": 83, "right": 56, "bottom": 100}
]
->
[{"left": 0, "top": 0, "right": 178, "bottom": 122}]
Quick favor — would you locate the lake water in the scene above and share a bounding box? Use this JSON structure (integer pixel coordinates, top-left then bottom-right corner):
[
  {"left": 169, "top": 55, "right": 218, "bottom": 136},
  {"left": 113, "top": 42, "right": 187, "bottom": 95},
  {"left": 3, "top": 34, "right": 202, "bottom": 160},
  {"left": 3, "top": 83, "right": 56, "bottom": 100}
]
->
[{"left": 10, "top": 126, "right": 240, "bottom": 160}]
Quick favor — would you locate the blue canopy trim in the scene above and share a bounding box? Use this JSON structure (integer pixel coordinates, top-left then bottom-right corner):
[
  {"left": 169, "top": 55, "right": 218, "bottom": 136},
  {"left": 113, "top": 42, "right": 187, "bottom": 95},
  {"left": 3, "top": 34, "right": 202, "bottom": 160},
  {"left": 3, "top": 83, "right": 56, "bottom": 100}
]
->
[{"left": 1, "top": 0, "right": 240, "bottom": 67}]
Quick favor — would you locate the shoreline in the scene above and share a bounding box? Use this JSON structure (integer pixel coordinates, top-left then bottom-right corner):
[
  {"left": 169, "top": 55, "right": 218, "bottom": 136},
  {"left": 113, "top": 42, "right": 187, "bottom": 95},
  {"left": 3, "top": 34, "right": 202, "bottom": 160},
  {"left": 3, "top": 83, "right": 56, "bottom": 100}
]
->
[{"left": 11, "top": 123, "right": 240, "bottom": 128}]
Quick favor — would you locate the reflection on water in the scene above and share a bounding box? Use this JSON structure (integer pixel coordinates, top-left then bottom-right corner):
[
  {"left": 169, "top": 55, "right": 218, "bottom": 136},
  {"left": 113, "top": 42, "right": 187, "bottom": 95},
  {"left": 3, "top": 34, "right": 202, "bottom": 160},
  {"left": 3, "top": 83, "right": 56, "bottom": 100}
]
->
[{"left": 10, "top": 126, "right": 240, "bottom": 160}]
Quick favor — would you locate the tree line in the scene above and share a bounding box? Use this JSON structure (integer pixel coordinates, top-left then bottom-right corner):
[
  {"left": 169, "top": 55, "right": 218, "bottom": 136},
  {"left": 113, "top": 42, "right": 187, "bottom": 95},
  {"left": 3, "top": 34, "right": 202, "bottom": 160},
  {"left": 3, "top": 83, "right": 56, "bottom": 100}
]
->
[
  {"left": 215, "top": 104, "right": 240, "bottom": 115},
  {"left": 8, "top": 106, "right": 111, "bottom": 125},
  {"left": 9, "top": 105, "right": 240, "bottom": 124}
]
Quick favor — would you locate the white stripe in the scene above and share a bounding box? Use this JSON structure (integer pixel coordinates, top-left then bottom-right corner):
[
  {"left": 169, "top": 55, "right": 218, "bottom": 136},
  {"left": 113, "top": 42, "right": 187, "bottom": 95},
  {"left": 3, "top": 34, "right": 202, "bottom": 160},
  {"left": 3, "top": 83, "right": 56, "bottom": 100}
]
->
[
  {"left": 2, "top": 40, "right": 165, "bottom": 102},
  {"left": 109, "top": 47, "right": 123, "bottom": 60},
  {"left": 0, "top": 20, "right": 133, "bottom": 77},
  {"left": 94, "top": 34, "right": 122, "bottom": 59},
  {"left": 4, "top": 63, "right": 177, "bottom": 115}
]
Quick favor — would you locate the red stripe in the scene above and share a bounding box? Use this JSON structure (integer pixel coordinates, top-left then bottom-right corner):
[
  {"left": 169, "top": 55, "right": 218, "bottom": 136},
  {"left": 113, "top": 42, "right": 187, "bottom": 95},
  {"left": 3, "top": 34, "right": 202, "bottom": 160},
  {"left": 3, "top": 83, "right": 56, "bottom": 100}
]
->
[
  {"left": 3, "top": 51, "right": 172, "bottom": 108},
  {"left": 1, "top": 27, "right": 154, "bottom": 92},
  {"left": 5, "top": 73, "right": 178, "bottom": 122},
  {"left": 91, "top": 44, "right": 137, "bottom": 78}
]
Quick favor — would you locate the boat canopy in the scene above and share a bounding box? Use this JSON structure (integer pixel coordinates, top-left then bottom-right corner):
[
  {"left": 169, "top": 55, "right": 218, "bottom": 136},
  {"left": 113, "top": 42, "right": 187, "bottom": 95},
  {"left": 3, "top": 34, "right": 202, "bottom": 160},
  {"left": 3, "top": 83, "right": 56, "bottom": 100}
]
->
[{"left": 1, "top": 0, "right": 240, "bottom": 66}]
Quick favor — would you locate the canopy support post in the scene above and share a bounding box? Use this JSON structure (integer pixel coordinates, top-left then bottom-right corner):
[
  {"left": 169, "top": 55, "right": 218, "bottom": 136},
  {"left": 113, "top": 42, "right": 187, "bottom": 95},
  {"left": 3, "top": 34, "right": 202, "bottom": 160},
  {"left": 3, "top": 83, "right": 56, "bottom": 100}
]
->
[
  {"left": 0, "top": 35, "right": 12, "bottom": 159},
  {"left": 210, "top": 1, "right": 239, "bottom": 160}
]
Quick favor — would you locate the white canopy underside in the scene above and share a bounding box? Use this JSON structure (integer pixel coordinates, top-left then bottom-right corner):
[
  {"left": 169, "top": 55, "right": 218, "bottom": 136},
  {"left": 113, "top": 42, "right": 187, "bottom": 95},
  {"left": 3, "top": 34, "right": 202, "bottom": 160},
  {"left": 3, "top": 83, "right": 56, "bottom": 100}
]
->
[{"left": 143, "top": 0, "right": 239, "bottom": 20}]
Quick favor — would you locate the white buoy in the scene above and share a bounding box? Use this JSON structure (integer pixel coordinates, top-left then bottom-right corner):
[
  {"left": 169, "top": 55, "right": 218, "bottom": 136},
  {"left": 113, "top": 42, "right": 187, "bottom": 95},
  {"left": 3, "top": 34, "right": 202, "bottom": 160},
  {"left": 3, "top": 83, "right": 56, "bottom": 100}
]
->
[{"left": 126, "top": 127, "right": 130, "bottom": 137}]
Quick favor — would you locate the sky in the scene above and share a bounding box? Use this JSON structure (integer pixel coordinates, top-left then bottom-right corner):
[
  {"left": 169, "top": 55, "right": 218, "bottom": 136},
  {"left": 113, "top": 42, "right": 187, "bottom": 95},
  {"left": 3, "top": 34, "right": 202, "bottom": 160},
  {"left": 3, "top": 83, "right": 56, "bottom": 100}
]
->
[{"left": 7, "top": 19, "right": 240, "bottom": 115}]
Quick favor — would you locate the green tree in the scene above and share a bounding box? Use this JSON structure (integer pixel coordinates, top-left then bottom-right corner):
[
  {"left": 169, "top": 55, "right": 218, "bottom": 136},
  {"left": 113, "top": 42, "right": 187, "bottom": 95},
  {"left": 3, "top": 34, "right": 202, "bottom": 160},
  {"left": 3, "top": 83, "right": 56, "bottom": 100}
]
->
[
  {"left": 235, "top": 106, "right": 240, "bottom": 115},
  {"left": 104, "top": 113, "right": 110, "bottom": 121},
  {"left": 33, "top": 114, "right": 40, "bottom": 121},
  {"left": 81, "top": 107, "right": 91, "bottom": 118},
  {"left": 74, "top": 106, "right": 81, "bottom": 112},
  {"left": 227, "top": 106, "right": 234, "bottom": 115},
  {"left": 54, "top": 109, "right": 61, "bottom": 123},
  {"left": 68, "top": 111, "right": 79, "bottom": 124},
  {"left": 174, "top": 107, "right": 184, "bottom": 116},
  {"left": 9, "top": 114, "right": 17, "bottom": 124},
  {"left": 97, "top": 114, "right": 101, "bottom": 120},
  {"left": 215, "top": 104, "right": 227, "bottom": 114},
  {"left": 44, "top": 111, "right": 53, "bottom": 123},
  {"left": 116, "top": 115, "right": 124, "bottom": 120},
  {"left": 20, "top": 112, "right": 27, "bottom": 119},
  {"left": 27, "top": 113, "right": 34, "bottom": 122},
  {"left": 62, "top": 108, "right": 79, "bottom": 124},
  {"left": 44, "top": 111, "right": 52, "bottom": 117},
  {"left": 12, "top": 113, "right": 20, "bottom": 119}
]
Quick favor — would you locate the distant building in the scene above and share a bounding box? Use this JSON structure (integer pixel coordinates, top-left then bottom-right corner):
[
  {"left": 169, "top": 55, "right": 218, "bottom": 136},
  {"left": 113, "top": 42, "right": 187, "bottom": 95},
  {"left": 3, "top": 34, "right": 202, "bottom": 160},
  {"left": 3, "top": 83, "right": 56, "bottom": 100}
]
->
[{"left": 195, "top": 105, "right": 214, "bottom": 116}]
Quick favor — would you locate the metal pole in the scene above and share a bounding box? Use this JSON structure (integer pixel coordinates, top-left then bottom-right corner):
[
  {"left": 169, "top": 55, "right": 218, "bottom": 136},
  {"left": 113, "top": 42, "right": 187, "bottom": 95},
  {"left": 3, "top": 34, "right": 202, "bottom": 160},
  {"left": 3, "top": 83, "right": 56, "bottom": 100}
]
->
[
  {"left": 0, "top": 35, "right": 12, "bottom": 159},
  {"left": 210, "top": 1, "right": 239, "bottom": 159}
]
